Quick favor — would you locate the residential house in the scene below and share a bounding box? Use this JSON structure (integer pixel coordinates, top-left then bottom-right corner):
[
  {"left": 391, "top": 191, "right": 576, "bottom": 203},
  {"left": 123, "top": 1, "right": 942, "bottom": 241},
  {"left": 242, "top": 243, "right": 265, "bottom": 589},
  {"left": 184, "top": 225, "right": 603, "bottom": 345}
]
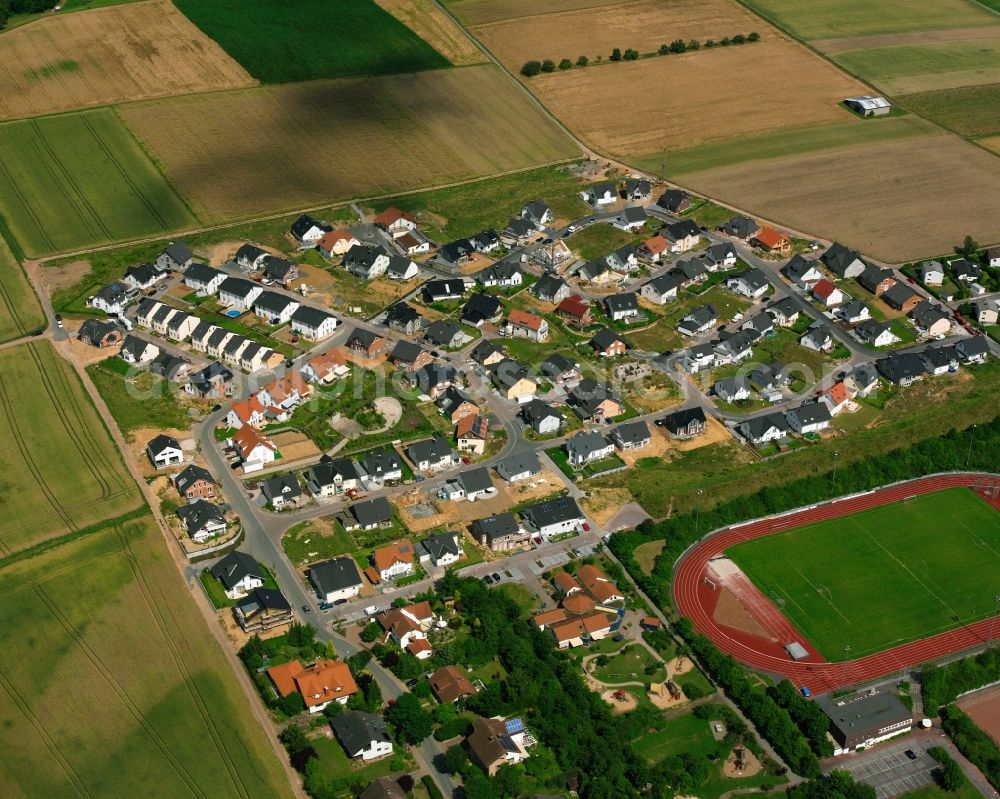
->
[
  {"left": 318, "top": 228, "right": 360, "bottom": 258},
  {"left": 748, "top": 363, "right": 789, "bottom": 394},
  {"left": 800, "top": 322, "right": 836, "bottom": 352},
  {"left": 624, "top": 177, "right": 652, "bottom": 200},
  {"left": 407, "top": 436, "right": 456, "bottom": 472},
  {"left": 234, "top": 244, "right": 267, "bottom": 271},
  {"left": 456, "top": 414, "right": 490, "bottom": 455},
  {"left": 290, "top": 215, "right": 328, "bottom": 243},
  {"left": 677, "top": 257, "right": 707, "bottom": 284},
  {"left": 611, "top": 420, "right": 651, "bottom": 450},
  {"left": 971, "top": 298, "right": 999, "bottom": 325},
  {"left": 371, "top": 540, "right": 415, "bottom": 582},
  {"left": 150, "top": 352, "right": 192, "bottom": 382},
  {"left": 521, "top": 199, "right": 553, "bottom": 228},
  {"left": 920, "top": 261, "right": 945, "bottom": 286},
  {"left": 549, "top": 612, "right": 612, "bottom": 649},
  {"left": 204, "top": 327, "right": 235, "bottom": 359},
  {"left": 714, "top": 330, "right": 755, "bottom": 364},
  {"left": 520, "top": 496, "right": 586, "bottom": 539},
  {"left": 539, "top": 353, "right": 581, "bottom": 384},
  {"left": 233, "top": 588, "right": 293, "bottom": 634},
  {"left": 374, "top": 207, "right": 418, "bottom": 237},
  {"left": 78, "top": 318, "right": 122, "bottom": 348},
  {"left": 910, "top": 301, "right": 951, "bottom": 337},
  {"left": 88, "top": 282, "right": 131, "bottom": 315},
  {"left": 496, "top": 452, "right": 542, "bottom": 483},
  {"left": 146, "top": 434, "right": 183, "bottom": 469},
  {"left": 786, "top": 400, "right": 832, "bottom": 434},
  {"left": 577, "top": 259, "right": 619, "bottom": 286},
  {"left": 582, "top": 182, "right": 616, "bottom": 206},
  {"left": 310, "top": 557, "right": 363, "bottom": 603},
  {"left": 346, "top": 496, "right": 394, "bottom": 533},
  {"left": 556, "top": 295, "right": 593, "bottom": 328},
  {"left": 660, "top": 219, "right": 701, "bottom": 252},
  {"left": 469, "top": 338, "right": 505, "bottom": 367},
  {"left": 166, "top": 310, "right": 198, "bottom": 340},
  {"left": 461, "top": 293, "right": 503, "bottom": 327},
  {"left": 261, "top": 256, "right": 297, "bottom": 286},
  {"left": 466, "top": 717, "right": 532, "bottom": 776},
  {"left": 752, "top": 226, "right": 791, "bottom": 255},
  {"left": 290, "top": 306, "right": 339, "bottom": 340},
  {"left": 185, "top": 362, "right": 233, "bottom": 400},
  {"left": 613, "top": 205, "right": 647, "bottom": 231},
  {"left": 424, "top": 320, "right": 465, "bottom": 349},
  {"left": 503, "top": 308, "right": 549, "bottom": 341},
  {"left": 176, "top": 500, "right": 227, "bottom": 543},
  {"left": 589, "top": 326, "right": 629, "bottom": 357},
  {"left": 188, "top": 320, "right": 216, "bottom": 351},
  {"left": 476, "top": 261, "right": 523, "bottom": 289},
  {"left": 156, "top": 241, "right": 194, "bottom": 271},
  {"left": 532, "top": 274, "right": 570, "bottom": 304},
  {"left": 210, "top": 551, "right": 263, "bottom": 599},
  {"left": 727, "top": 268, "right": 769, "bottom": 299},
  {"left": 603, "top": 292, "right": 641, "bottom": 322},
  {"left": 150, "top": 303, "right": 178, "bottom": 335},
  {"left": 659, "top": 406, "right": 707, "bottom": 438},
  {"left": 344, "top": 244, "right": 391, "bottom": 280},
  {"left": 384, "top": 302, "right": 423, "bottom": 335},
  {"left": 471, "top": 229, "right": 502, "bottom": 254},
  {"left": 437, "top": 239, "right": 476, "bottom": 267},
  {"left": 846, "top": 363, "right": 880, "bottom": 396},
  {"left": 270, "top": 659, "right": 358, "bottom": 714},
  {"left": 719, "top": 215, "right": 758, "bottom": 240},
  {"left": 375, "top": 602, "right": 434, "bottom": 654},
  {"left": 956, "top": 336, "right": 991, "bottom": 364},
  {"left": 521, "top": 399, "right": 564, "bottom": 435},
  {"left": 183, "top": 263, "right": 226, "bottom": 295},
  {"left": 567, "top": 378, "right": 624, "bottom": 422},
  {"left": 437, "top": 386, "right": 478, "bottom": 423},
  {"left": 439, "top": 468, "right": 496, "bottom": 503},
  {"left": 565, "top": 431, "right": 614, "bottom": 467},
  {"left": 390, "top": 339, "right": 432, "bottom": 372},
  {"left": 489, "top": 359, "right": 537, "bottom": 403},
  {"left": 812, "top": 279, "right": 847, "bottom": 307},
  {"left": 822, "top": 243, "right": 866, "bottom": 279},
  {"left": 503, "top": 216, "right": 536, "bottom": 244},
  {"left": 821, "top": 381, "right": 852, "bottom": 415},
  {"left": 767, "top": 297, "right": 800, "bottom": 327},
  {"left": 429, "top": 666, "right": 476, "bottom": 704},
  {"left": 857, "top": 265, "right": 895, "bottom": 296},
  {"left": 783, "top": 254, "right": 823, "bottom": 287},
  {"left": 217, "top": 277, "right": 263, "bottom": 309},
  {"left": 261, "top": 473, "right": 303, "bottom": 509},
  {"left": 253, "top": 291, "right": 299, "bottom": 324},
  {"left": 358, "top": 449, "right": 403, "bottom": 485},
  {"left": 921, "top": 345, "right": 958, "bottom": 376},
  {"left": 677, "top": 305, "right": 718, "bottom": 337},
  {"left": 419, "top": 533, "right": 464, "bottom": 569},
  {"left": 715, "top": 376, "right": 751, "bottom": 403},
  {"left": 228, "top": 394, "right": 266, "bottom": 429},
  {"left": 738, "top": 412, "right": 789, "bottom": 445},
  {"left": 123, "top": 262, "right": 165, "bottom": 291},
  {"left": 883, "top": 283, "right": 921, "bottom": 314},
  {"left": 305, "top": 457, "right": 359, "bottom": 498},
  {"left": 240, "top": 343, "right": 279, "bottom": 375},
  {"left": 390, "top": 249, "right": 423, "bottom": 277},
  {"left": 951, "top": 258, "right": 983, "bottom": 283},
  {"left": 838, "top": 299, "right": 871, "bottom": 324},
  {"left": 346, "top": 328, "right": 386, "bottom": 359},
  {"left": 232, "top": 425, "right": 277, "bottom": 473},
  {"left": 640, "top": 234, "right": 670, "bottom": 262},
  {"left": 989, "top": 247, "right": 1000, "bottom": 268},
  {"left": 472, "top": 512, "right": 530, "bottom": 551},
  {"left": 704, "top": 242, "right": 738, "bottom": 271},
  {"left": 877, "top": 352, "right": 926, "bottom": 386},
  {"left": 410, "top": 362, "right": 457, "bottom": 399},
  {"left": 173, "top": 464, "right": 217, "bottom": 501},
  {"left": 656, "top": 189, "right": 690, "bottom": 213}
]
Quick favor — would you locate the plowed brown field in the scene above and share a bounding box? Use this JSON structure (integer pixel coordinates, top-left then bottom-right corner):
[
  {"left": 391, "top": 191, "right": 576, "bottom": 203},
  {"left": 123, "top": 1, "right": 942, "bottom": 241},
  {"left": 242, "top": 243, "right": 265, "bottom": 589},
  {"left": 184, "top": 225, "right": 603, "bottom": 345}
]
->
[{"left": 0, "top": 0, "right": 254, "bottom": 121}]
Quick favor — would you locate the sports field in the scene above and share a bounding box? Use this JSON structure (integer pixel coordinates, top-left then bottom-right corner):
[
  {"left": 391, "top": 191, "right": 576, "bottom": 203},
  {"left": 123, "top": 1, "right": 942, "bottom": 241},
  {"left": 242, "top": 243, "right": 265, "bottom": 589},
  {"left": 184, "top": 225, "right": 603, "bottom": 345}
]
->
[
  {"left": 0, "top": 237, "right": 44, "bottom": 344},
  {"left": 0, "top": 0, "right": 254, "bottom": 122},
  {"left": 0, "top": 513, "right": 295, "bottom": 798},
  {"left": 0, "top": 109, "right": 198, "bottom": 257},
  {"left": 118, "top": 65, "right": 579, "bottom": 220},
  {"left": 726, "top": 488, "right": 1000, "bottom": 660},
  {"left": 0, "top": 341, "right": 141, "bottom": 556},
  {"left": 174, "top": 0, "right": 449, "bottom": 82}
]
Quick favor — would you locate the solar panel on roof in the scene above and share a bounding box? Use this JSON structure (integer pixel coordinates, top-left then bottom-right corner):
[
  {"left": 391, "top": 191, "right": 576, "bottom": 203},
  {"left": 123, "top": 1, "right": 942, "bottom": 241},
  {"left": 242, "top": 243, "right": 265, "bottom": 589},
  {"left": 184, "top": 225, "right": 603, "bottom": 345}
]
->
[{"left": 505, "top": 717, "right": 525, "bottom": 734}]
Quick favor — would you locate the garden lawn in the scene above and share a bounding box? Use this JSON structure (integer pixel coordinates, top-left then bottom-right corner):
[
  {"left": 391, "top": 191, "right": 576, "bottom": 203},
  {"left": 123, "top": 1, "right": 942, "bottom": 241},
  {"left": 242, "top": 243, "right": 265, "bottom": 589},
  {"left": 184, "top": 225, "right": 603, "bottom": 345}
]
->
[
  {"left": 632, "top": 712, "right": 718, "bottom": 762},
  {"left": 565, "top": 223, "right": 643, "bottom": 261},
  {"left": 282, "top": 520, "right": 357, "bottom": 567},
  {"left": 592, "top": 645, "right": 666, "bottom": 684},
  {"left": 174, "top": 0, "right": 449, "bottom": 82},
  {"left": 726, "top": 487, "right": 1000, "bottom": 660}
]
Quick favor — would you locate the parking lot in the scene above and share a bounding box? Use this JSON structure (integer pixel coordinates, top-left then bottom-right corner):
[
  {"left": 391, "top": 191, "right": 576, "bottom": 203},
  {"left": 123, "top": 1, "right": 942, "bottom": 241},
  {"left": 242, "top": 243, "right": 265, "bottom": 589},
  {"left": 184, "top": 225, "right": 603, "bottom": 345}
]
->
[{"left": 836, "top": 741, "right": 936, "bottom": 799}]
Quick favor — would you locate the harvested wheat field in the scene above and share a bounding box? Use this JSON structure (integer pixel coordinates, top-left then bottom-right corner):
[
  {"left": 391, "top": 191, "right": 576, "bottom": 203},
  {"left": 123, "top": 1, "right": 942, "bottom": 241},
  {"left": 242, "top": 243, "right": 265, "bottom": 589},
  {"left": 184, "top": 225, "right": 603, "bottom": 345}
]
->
[
  {"left": 449, "top": 0, "right": 619, "bottom": 26},
  {"left": 375, "top": 0, "right": 486, "bottom": 65},
  {"left": 119, "top": 65, "right": 579, "bottom": 220},
  {"left": 681, "top": 132, "right": 1000, "bottom": 261},
  {"left": 474, "top": 0, "right": 764, "bottom": 71},
  {"left": 527, "top": 34, "right": 865, "bottom": 156},
  {"left": 0, "top": 0, "right": 254, "bottom": 121}
]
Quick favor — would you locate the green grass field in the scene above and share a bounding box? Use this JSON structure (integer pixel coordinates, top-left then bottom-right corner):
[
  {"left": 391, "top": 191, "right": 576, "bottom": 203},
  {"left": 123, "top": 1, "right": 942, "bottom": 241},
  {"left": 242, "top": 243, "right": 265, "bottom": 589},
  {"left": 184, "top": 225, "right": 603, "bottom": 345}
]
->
[
  {"left": 0, "top": 513, "right": 295, "bottom": 798},
  {"left": 833, "top": 40, "right": 1000, "bottom": 94},
  {"left": 0, "top": 341, "right": 142, "bottom": 556},
  {"left": 726, "top": 487, "right": 1000, "bottom": 660},
  {"left": 0, "top": 109, "right": 197, "bottom": 257},
  {"left": 86, "top": 359, "right": 193, "bottom": 438},
  {"left": 0, "top": 236, "right": 44, "bottom": 343},
  {"left": 742, "top": 0, "right": 1000, "bottom": 40},
  {"left": 174, "top": 0, "right": 449, "bottom": 83},
  {"left": 899, "top": 84, "right": 1000, "bottom": 137}
]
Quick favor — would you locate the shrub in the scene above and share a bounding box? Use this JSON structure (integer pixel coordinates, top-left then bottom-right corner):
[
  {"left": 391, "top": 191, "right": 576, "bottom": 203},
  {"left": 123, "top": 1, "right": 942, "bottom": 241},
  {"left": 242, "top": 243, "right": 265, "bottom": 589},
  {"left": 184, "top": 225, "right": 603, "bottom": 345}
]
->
[
  {"left": 687, "top": 39, "right": 700, "bottom": 50},
  {"left": 748, "top": 31, "right": 761, "bottom": 42},
  {"left": 623, "top": 48, "right": 639, "bottom": 60},
  {"left": 669, "top": 39, "right": 687, "bottom": 53},
  {"left": 422, "top": 775, "right": 445, "bottom": 799},
  {"left": 659, "top": 43, "right": 671, "bottom": 55},
  {"left": 704, "top": 39, "right": 716, "bottom": 48},
  {"left": 679, "top": 679, "right": 706, "bottom": 700},
  {"left": 733, "top": 33, "right": 746, "bottom": 44},
  {"left": 541, "top": 59, "right": 556, "bottom": 73},
  {"left": 720, "top": 36, "right": 731, "bottom": 46},
  {"left": 361, "top": 621, "right": 382, "bottom": 642},
  {"left": 521, "top": 60, "right": 542, "bottom": 77},
  {"left": 559, "top": 58, "right": 573, "bottom": 69},
  {"left": 610, "top": 48, "right": 622, "bottom": 61}
]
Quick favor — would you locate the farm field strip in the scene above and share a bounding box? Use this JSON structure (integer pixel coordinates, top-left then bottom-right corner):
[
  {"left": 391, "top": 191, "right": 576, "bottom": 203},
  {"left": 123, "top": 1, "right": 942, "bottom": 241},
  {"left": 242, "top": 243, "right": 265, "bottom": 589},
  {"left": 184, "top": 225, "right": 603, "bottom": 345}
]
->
[
  {"left": 374, "top": 0, "right": 486, "bottom": 65},
  {"left": 0, "top": 108, "right": 198, "bottom": 257},
  {"left": 117, "top": 65, "right": 579, "bottom": 221},
  {"left": 0, "top": 0, "right": 255, "bottom": 122},
  {"left": 444, "top": 0, "right": 619, "bottom": 26},
  {"left": 0, "top": 236, "right": 44, "bottom": 343},
  {"left": 0, "top": 514, "right": 294, "bottom": 798},
  {"left": 897, "top": 84, "right": 1000, "bottom": 138},
  {"left": 0, "top": 341, "right": 141, "bottom": 556},
  {"left": 726, "top": 488, "right": 1000, "bottom": 660}
]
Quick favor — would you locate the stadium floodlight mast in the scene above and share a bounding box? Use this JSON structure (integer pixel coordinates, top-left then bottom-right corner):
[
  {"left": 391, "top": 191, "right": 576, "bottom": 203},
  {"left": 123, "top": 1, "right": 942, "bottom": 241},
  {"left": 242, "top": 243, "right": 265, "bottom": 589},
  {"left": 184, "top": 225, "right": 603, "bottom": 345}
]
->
[
  {"left": 988, "top": 594, "right": 1000, "bottom": 648},
  {"left": 840, "top": 644, "right": 852, "bottom": 691},
  {"left": 832, "top": 451, "right": 841, "bottom": 485},
  {"left": 695, "top": 489, "right": 704, "bottom": 533},
  {"left": 966, "top": 424, "right": 977, "bottom": 468}
]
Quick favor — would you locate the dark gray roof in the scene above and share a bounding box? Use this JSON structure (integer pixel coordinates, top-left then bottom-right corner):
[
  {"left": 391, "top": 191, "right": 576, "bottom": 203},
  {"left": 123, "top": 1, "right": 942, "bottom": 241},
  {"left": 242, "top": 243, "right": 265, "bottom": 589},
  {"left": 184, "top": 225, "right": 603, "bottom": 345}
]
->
[
  {"left": 413, "top": 362, "right": 456, "bottom": 393},
  {"left": 121, "top": 333, "right": 153, "bottom": 360},
  {"left": 344, "top": 243, "right": 389, "bottom": 270},
  {"left": 740, "top": 412, "right": 788, "bottom": 439},
  {"left": 520, "top": 496, "right": 584, "bottom": 529},
  {"left": 176, "top": 499, "right": 225, "bottom": 532},
  {"left": 566, "top": 430, "right": 610, "bottom": 459},
  {"left": 790, "top": 400, "right": 831, "bottom": 426},
  {"left": 125, "top": 262, "right": 161, "bottom": 284},
  {"left": 360, "top": 449, "right": 401, "bottom": 477},
  {"left": 147, "top": 433, "right": 181, "bottom": 456},
  {"left": 663, "top": 219, "right": 701, "bottom": 240},
  {"left": 391, "top": 338, "right": 427, "bottom": 365},
  {"left": 385, "top": 302, "right": 422, "bottom": 327},
  {"left": 308, "top": 456, "right": 359, "bottom": 487},
  {"left": 262, "top": 255, "right": 295, "bottom": 280},
  {"left": 438, "top": 239, "right": 475, "bottom": 264},
  {"left": 461, "top": 293, "right": 502, "bottom": 325},
  {"left": 878, "top": 352, "right": 926, "bottom": 383},
  {"left": 223, "top": 335, "right": 248, "bottom": 356},
  {"left": 821, "top": 242, "right": 864, "bottom": 277},
  {"left": 498, "top": 452, "right": 541, "bottom": 477},
  {"left": 458, "top": 467, "right": 493, "bottom": 494},
  {"left": 424, "top": 320, "right": 462, "bottom": 346},
  {"left": 882, "top": 282, "right": 919, "bottom": 308},
  {"left": 705, "top": 242, "right": 736, "bottom": 263},
  {"left": 310, "top": 557, "right": 361, "bottom": 593},
  {"left": 719, "top": 215, "right": 758, "bottom": 238},
  {"left": 291, "top": 305, "right": 335, "bottom": 327},
  {"left": 613, "top": 420, "right": 650, "bottom": 446},
  {"left": 476, "top": 261, "right": 522, "bottom": 284},
  {"left": 190, "top": 319, "right": 215, "bottom": 341},
  {"left": 921, "top": 345, "right": 957, "bottom": 369},
  {"left": 817, "top": 691, "right": 911, "bottom": 742},
  {"left": 423, "top": 279, "right": 466, "bottom": 300},
  {"left": 604, "top": 292, "right": 639, "bottom": 314},
  {"left": 163, "top": 241, "right": 193, "bottom": 265},
  {"left": 254, "top": 290, "right": 296, "bottom": 314},
  {"left": 218, "top": 276, "right": 258, "bottom": 298},
  {"left": 768, "top": 297, "right": 799, "bottom": 320},
  {"left": 437, "top": 385, "right": 475, "bottom": 415},
  {"left": 590, "top": 326, "right": 627, "bottom": 351},
  {"left": 407, "top": 436, "right": 452, "bottom": 464},
  {"left": 730, "top": 267, "right": 769, "bottom": 292},
  {"left": 957, "top": 336, "right": 990, "bottom": 359},
  {"left": 472, "top": 512, "right": 520, "bottom": 538},
  {"left": 489, "top": 358, "right": 531, "bottom": 391},
  {"left": 348, "top": 327, "right": 382, "bottom": 349},
  {"left": 207, "top": 327, "right": 231, "bottom": 348},
  {"left": 291, "top": 214, "right": 325, "bottom": 239},
  {"left": 351, "top": 496, "right": 393, "bottom": 527},
  {"left": 211, "top": 551, "right": 261, "bottom": 590},
  {"left": 568, "top": 378, "right": 619, "bottom": 416},
  {"left": 262, "top": 473, "right": 302, "bottom": 502},
  {"left": 660, "top": 405, "right": 705, "bottom": 432},
  {"left": 174, "top": 464, "right": 216, "bottom": 494},
  {"left": 532, "top": 274, "right": 568, "bottom": 301},
  {"left": 470, "top": 338, "right": 504, "bottom": 364},
  {"left": 235, "top": 243, "right": 266, "bottom": 263},
  {"left": 619, "top": 206, "right": 646, "bottom": 224},
  {"left": 644, "top": 271, "right": 685, "bottom": 295},
  {"left": 656, "top": 189, "right": 689, "bottom": 211},
  {"left": 332, "top": 712, "right": 391, "bottom": 756},
  {"left": 539, "top": 353, "right": 577, "bottom": 379},
  {"left": 235, "top": 587, "right": 290, "bottom": 615},
  {"left": 78, "top": 318, "right": 119, "bottom": 343},
  {"left": 421, "top": 533, "right": 461, "bottom": 563},
  {"left": 360, "top": 777, "right": 407, "bottom": 799},
  {"left": 521, "top": 398, "right": 563, "bottom": 424},
  {"left": 783, "top": 254, "right": 818, "bottom": 281}
]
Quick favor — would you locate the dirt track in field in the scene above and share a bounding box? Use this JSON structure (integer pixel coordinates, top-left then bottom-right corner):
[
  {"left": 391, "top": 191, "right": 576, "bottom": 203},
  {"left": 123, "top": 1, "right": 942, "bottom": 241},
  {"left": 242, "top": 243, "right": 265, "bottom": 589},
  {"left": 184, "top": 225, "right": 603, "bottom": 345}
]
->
[
  {"left": 0, "top": 0, "right": 254, "bottom": 121},
  {"left": 526, "top": 35, "right": 866, "bottom": 156},
  {"left": 375, "top": 0, "right": 486, "bottom": 65},
  {"left": 678, "top": 132, "right": 1000, "bottom": 261}
]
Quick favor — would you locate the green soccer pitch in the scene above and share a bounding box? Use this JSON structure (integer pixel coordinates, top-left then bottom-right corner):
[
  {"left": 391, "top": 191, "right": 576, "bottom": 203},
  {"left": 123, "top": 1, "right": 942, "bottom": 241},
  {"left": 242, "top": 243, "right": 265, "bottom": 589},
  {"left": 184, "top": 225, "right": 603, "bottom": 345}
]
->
[{"left": 725, "top": 487, "right": 1000, "bottom": 660}]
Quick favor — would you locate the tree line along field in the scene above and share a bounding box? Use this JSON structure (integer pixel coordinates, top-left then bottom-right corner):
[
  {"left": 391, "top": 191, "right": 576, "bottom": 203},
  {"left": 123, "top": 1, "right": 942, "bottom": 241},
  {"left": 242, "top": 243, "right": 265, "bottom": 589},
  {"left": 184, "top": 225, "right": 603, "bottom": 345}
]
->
[
  {"left": 173, "top": 0, "right": 450, "bottom": 83},
  {"left": 0, "top": 237, "right": 44, "bottom": 343},
  {"left": 0, "top": 0, "right": 255, "bottom": 122},
  {"left": 117, "top": 65, "right": 580, "bottom": 221},
  {"left": 0, "top": 341, "right": 141, "bottom": 557},
  {"left": 0, "top": 513, "right": 295, "bottom": 799},
  {"left": 0, "top": 108, "right": 198, "bottom": 257},
  {"left": 725, "top": 488, "right": 1000, "bottom": 660}
]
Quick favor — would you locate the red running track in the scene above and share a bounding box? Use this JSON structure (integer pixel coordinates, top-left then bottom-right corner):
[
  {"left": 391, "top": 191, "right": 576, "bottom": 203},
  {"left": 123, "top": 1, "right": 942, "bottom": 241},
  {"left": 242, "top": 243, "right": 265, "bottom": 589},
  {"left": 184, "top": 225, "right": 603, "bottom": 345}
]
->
[{"left": 674, "top": 473, "right": 1000, "bottom": 695}]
